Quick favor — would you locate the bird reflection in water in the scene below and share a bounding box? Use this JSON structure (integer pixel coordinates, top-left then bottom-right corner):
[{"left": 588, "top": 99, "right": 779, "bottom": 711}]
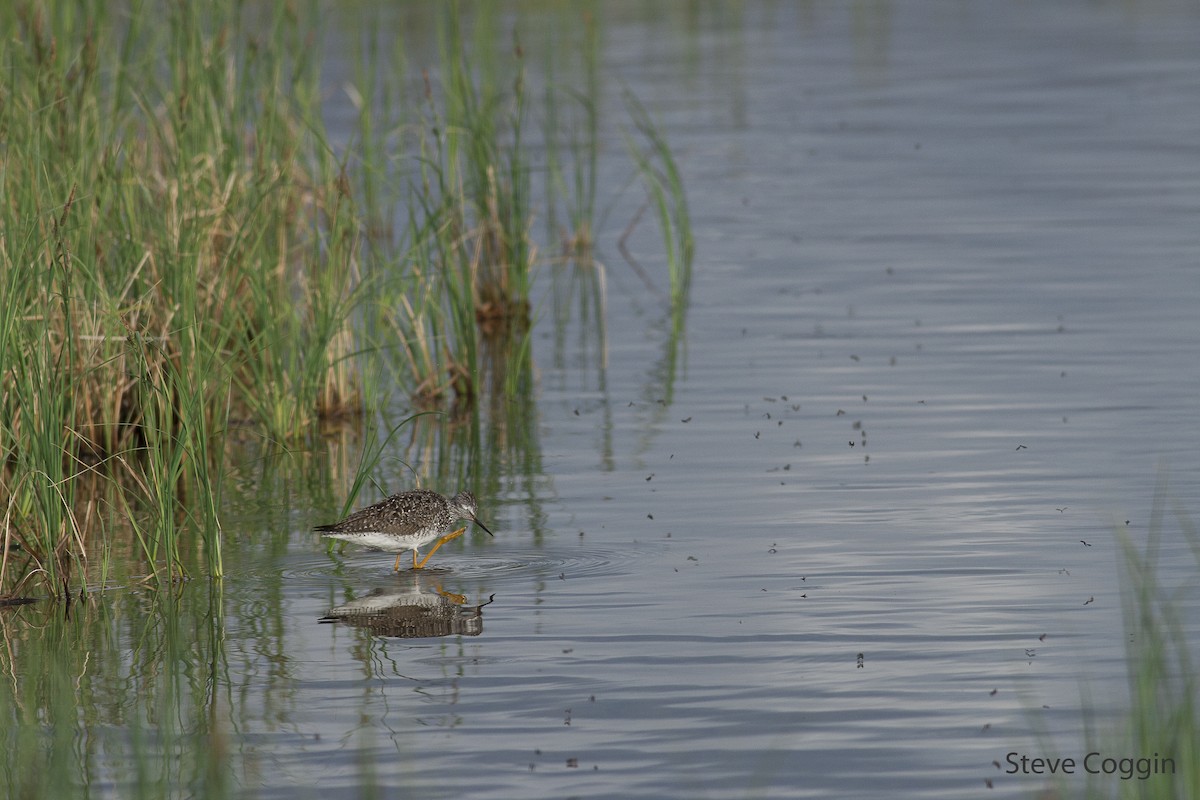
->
[{"left": 320, "top": 574, "right": 495, "bottom": 639}]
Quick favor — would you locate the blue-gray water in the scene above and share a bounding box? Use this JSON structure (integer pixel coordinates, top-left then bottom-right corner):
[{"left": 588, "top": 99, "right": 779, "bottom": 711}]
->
[
  {"left": 17, "top": 2, "right": 1200, "bottom": 798},
  {"left": 283, "top": 4, "right": 1200, "bottom": 797}
]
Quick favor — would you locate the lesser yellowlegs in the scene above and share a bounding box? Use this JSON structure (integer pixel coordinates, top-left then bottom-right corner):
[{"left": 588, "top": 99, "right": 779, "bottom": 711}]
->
[{"left": 316, "top": 489, "right": 493, "bottom": 570}]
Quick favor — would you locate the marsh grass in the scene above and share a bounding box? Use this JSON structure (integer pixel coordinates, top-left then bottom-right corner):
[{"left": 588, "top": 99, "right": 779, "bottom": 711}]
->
[
  {"left": 1093, "top": 489, "right": 1200, "bottom": 799},
  {"left": 1032, "top": 483, "right": 1200, "bottom": 799},
  {"left": 1, "top": 1, "right": 362, "bottom": 595},
  {"left": 619, "top": 90, "right": 694, "bottom": 403},
  {"left": 443, "top": 12, "right": 536, "bottom": 331},
  {"left": 2, "top": 1, "right": 692, "bottom": 599},
  {"left": 542, "top": 12, "right": 601, "bottom": 259},
  {"left": 622, "top": 89, "right": 695, "bottom": 322},
  {"left": 373, "top": 6, "right": 544, "bottom": 412}
]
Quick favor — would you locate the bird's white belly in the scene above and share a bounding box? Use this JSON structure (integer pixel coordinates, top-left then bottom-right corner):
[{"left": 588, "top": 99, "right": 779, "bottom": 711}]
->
[{"left": 321, "top": 532, "right": 435, "bottom": 551}]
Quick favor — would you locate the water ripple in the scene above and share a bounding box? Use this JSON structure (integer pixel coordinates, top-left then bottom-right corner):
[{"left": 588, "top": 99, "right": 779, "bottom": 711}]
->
[{"left": 257, "top": 539, "right": 661, "bottom": 590}]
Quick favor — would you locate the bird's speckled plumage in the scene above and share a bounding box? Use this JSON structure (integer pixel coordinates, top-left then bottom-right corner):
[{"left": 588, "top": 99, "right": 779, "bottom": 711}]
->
[{"left": 316, "top": 489, "right": 492, "bottom": 569}]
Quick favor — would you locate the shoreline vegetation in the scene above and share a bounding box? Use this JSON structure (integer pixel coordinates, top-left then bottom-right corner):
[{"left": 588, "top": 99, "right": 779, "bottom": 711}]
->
[
  {"left": 0, "top": 1, "right": 692, "bottom": 600},
  {"left": 1023, "top": 485, "right": 1200, "bottom": 800}
]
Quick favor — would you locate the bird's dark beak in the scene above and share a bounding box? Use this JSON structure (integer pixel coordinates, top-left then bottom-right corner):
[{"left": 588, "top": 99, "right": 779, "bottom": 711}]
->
[{"left": 473, "top": 518, "right": 494, "bottom": 537}]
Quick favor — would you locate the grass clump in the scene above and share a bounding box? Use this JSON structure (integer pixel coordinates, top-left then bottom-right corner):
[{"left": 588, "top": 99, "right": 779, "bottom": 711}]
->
[
  {"left": 1030, "top": 482, "right": 1200, "bottom": 799},
  {"left": 1, "top": 2, "right": 693, "bottom": 598},
  {"left": 1, "top": 1, "right": 362, "bottom": 595},
  {"left": 378, "top": 8, "right": 540, "bottom": 414},
  {"left": 1090, "top": 487, "right": 1200, "bottom": 799},
  {"left": 623, "top": 89, "right": 695, "bottom": 321}
]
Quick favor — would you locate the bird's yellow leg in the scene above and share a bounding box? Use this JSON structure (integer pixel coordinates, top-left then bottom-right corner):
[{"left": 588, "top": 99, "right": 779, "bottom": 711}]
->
[
  {"left": 435, "top": 585, "right": 468, "bottom": 604},
  {"left": 413, "top": 527, "right": 467, "bottom": 569},
  {"left": 394, "top": 551, "right": 406, "bottom": 572}
]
